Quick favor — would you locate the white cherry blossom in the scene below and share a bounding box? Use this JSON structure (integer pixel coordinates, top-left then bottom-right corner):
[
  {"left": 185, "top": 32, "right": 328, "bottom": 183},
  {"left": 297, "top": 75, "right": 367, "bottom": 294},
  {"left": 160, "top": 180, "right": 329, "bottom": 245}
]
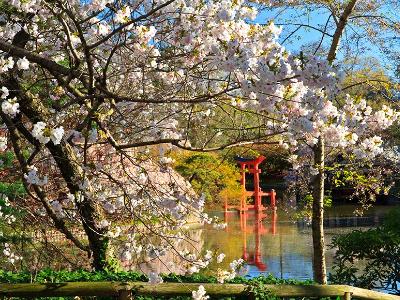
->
[
  {"left": 16, "top": 57, "right": 29, "bottom": 70},
  {"left": 1, "top": 97, "right": 19, "bottom": 117},
  {"left": 0, "top": 137, "right": 7, "bottom": 151},
  {"left": 32, "top": 122, "right": 50, "bottom": 144},
  {"left": 148, "top": 272, "right": 163, "bottom": 284},
  {"left": 192, "top": 285, "right": 209, "bottom": 300},
  {"left": 50, "top": 126, "right": 64, "bottom": 145},
  {"left": 216, "top": 253, "right": 226, "bottom": 263},
  {"left": 24, "top": 166, "right": 48, "bottom": 186},
  {"left": 1, "top": 86, "right": 9, "bottom": 99}
]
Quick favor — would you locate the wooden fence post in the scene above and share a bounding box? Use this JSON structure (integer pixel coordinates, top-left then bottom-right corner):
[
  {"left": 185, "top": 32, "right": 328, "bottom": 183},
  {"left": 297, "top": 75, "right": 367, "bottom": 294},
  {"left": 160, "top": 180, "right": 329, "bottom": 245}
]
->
[
  {"left": 343, "top": 292, "right": 352, "bottom": 300},
  {"left": 118, "top": 290, "right": 133, "bottom": 300}
]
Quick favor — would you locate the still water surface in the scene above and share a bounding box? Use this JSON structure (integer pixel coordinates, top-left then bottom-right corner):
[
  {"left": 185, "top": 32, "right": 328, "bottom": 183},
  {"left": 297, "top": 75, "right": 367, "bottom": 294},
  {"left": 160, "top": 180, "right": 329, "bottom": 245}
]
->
[{"left": 202, "top": 205, "right": 394, "bottom": 281}]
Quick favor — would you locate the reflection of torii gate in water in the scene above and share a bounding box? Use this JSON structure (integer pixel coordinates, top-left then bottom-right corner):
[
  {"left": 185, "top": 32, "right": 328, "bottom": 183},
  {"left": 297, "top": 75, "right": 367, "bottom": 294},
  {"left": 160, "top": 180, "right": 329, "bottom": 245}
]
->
[
  {"left": 224, "top": 156, "right": 276, "bottom": 213},
  {"left": 224, "top": 211, "right": 277, "bottom": 271},
  {"left": 223, "top": 155, "right": 278, "bottom": 271}
]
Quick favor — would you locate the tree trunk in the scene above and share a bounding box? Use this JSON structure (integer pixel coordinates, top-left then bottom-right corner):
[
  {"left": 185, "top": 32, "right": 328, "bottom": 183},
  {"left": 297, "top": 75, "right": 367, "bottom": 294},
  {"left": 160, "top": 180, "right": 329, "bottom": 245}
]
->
[
  {"left": 312, "top": 0, "right": 358, "bottom": 285},
  {"left": 312, "top": 137, "right": 327, "bottom": 284},
  {"left": 4, "top": 83, "right": 114, "bottom": 271},
  {"left": 45, "top": 140, "right": 113, "bottom": 271},
  {"left": 1, "top": 26, "right": 114, "bottom": 269}
]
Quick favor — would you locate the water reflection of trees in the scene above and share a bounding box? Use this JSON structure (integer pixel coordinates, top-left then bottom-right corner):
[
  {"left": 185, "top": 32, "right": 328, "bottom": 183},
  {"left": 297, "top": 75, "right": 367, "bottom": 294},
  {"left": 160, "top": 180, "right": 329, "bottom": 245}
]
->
[{"left": 204, "top": 211, "right": 335, "bottom": 280}]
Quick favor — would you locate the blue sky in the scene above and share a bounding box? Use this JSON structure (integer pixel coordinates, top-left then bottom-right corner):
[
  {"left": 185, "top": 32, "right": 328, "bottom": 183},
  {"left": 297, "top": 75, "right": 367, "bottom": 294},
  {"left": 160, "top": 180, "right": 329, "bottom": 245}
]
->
[{"left": 253, "top": 5, "right": 399, "bottom": 79}]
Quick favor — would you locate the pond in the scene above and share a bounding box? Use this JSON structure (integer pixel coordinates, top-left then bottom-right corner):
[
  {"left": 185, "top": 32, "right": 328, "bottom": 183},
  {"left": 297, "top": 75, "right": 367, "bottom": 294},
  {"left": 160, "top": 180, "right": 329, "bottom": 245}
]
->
[
  {"left": 201, "top": 204, "right": 395, "bottom": 281},
  {"left": 2, "top": 202, "right": 397, "bottom": 291}
]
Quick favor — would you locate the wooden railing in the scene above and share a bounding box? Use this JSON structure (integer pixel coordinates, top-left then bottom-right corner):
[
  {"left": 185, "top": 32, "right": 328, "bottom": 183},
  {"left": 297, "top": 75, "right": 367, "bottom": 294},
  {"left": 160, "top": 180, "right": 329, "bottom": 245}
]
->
[{"left": 1, "top": 282, "right": 399, "bottom": 299}]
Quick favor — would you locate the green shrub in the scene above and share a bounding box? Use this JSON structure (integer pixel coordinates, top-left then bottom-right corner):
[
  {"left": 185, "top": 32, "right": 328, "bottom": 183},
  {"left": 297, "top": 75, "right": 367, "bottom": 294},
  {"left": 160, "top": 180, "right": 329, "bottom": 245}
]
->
[
  {"left": 330, "top": 208, "right": 400, "bottom": 293},
  {"left": 172, "top": 151, "right": 241, "bottom": 205}
]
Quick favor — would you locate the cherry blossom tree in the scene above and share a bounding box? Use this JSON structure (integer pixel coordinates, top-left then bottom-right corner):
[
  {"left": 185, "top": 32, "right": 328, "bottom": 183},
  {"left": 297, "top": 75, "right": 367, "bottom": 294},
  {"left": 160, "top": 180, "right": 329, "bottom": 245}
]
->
[
  {"left": 254, "top": 0, "right": 400, "bottom": 284},
  {"left": 0, "top": 0, "right": 398, "bottom": 284}
]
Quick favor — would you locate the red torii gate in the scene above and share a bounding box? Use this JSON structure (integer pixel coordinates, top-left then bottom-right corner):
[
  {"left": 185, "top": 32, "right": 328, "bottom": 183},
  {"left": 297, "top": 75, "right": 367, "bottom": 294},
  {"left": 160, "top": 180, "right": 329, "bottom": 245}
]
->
[{"left": 224, "top": 155, "right": 276, "bottom": 213}]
